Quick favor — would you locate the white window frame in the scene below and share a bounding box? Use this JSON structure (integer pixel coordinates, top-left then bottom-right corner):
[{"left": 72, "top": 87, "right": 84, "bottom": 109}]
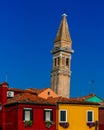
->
[
  {"left": 24, "top": 108, "right": 32, "bottom": 110},
  {"left": 44, "top": 109, "right": 52, "bottom": 121},
  {"left": 59, "top": 110, "right": 67, "bottom": 123},
  {"left": 86, "top": 110, "right": 94, "bottom": 122},
  {"left": 23, "top": 108, "right": 33, "bottom": 121}
]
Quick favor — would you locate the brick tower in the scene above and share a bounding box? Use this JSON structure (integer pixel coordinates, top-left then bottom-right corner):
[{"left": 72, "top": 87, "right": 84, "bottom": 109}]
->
[{"left": 51, "top": 14, "right": 73, "bottom": 98}]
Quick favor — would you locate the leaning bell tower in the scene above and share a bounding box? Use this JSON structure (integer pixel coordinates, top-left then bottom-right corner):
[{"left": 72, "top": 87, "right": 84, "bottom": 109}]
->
[{"left": 51, "top": 13, "right": 73, "bottom": 98}]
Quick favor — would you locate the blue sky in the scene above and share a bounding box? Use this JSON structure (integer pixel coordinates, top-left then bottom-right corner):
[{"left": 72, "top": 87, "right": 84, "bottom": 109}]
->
[{"left": 0, "top": 0, "right": 104, "bottom": 98}]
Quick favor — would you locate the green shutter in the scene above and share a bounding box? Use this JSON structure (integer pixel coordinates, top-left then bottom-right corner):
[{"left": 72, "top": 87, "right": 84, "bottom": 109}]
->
[
  {"left": 23, "top": 109, "right": 25, "bottom": 120},
  {"left": 44, "top": 110, "right": 45, "bottom": 121},
  {"left": 30, "top": 110, "right": 33, "bottom": 120},
  {"left": 50, "top": 111, "right": 53, "bottom": 121}
]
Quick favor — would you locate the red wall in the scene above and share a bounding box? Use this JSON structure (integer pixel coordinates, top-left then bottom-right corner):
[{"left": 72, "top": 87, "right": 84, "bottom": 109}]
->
[
  {"left": 0, "top": 82, "right": 8, "bottom": 130},
  {"left": 0, "top": 83, "right": 8, "bottom": 104},
  {"left": 4, "top": 106, "right": 18, "bottom": 130},
  {"left": 99, "top": 108, "right": 104, "bottom": 130},
  {"left": 4, "top": 104, "right": 56, "bottom": 130}
]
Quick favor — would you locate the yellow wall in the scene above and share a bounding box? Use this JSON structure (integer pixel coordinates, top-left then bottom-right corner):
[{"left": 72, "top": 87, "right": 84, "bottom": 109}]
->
[{"left": 58, "top": 104, "right": 98, "bottom": 130}]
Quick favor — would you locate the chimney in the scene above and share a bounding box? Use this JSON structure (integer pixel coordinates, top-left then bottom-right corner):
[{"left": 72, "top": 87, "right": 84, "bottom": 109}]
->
[{"left": 0, "top": 82, "right": 8, "bottom": 104}]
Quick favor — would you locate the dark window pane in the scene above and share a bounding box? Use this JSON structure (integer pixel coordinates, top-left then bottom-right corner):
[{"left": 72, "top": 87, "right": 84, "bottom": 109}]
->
[
  {"left": 48, "top": 91, "right": 50, "bottom": 95},
  {"left": 88, "top": 111, "right": 92, "bottom": 121},
  {"left": 60, "top": 111, "right": 66, "bottom": 121},
  {"left": 54, "top": 59, "right": 56, "bottom": 66},
  {"left": 58, "top": 57, "right": 60, "bottom": 65},
  {"left": 66, "top": 58, "right": 69, "bottom": 66}
]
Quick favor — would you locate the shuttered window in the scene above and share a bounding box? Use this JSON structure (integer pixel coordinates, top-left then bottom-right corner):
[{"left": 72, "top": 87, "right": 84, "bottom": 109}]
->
[
  {"left": 44, "top": 109, "right": 53, "bottom": 121},
  {"left": 23, "top": 108, "right": 33, "bottom": 121}
]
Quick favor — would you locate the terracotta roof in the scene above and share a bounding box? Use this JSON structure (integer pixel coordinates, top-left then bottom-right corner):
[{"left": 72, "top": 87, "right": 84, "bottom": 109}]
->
[
  {"left": 71, "top": 94, "right": 96, "bottom": 101},
  {"left": 80, "top": 93, "right": 96, "bottom": 100},
  {"left": 27, "top": 88, "right": 49, "bottom": 94},
  {"left": 5, "top": 92, "right": 55, "bottom": 105},
  {"left": 47, "top": 96, "right": 99, "bottom": 105},
  {"left": 5, "top": 91, "right": 99, "bottom": 106},
  {"left": 8, "top": 88, "right": 38, "bottom": 95},
  {"left": 46, "top": 97, "right": 69, "bottom": 104},
  {"left": 8, "top": 88, "right": 24, "bottom": 92},
  {"left": 6, "top": 87, "right": 99, "bottom": 106},
  {"left": 99, "top": 101, "right": 104, "bottom": 108},
  {"left": 8, "top": 87, "right": 57, "bottom": 97},
  {"left": 8, "top": 87, "right": 49, "bottom": 94}
]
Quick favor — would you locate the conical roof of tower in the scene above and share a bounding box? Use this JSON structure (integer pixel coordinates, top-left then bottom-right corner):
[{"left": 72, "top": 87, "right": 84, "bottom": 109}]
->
[{"left": 54, "top": 13, "right": 72, "bottom": 43}]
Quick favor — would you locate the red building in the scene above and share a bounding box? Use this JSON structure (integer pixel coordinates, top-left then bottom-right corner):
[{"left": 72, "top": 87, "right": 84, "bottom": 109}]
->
[
  {"left": 0, "top": 82, "right": 56, "bottom": 130},
  {"left": 99, "top": 105, "right": 104, "bottom": 130}
]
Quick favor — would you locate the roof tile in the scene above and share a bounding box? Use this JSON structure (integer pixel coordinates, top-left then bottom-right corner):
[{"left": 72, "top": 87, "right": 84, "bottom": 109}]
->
[{"left": 6, "top": 93, "right": 52, "bottom": 105}]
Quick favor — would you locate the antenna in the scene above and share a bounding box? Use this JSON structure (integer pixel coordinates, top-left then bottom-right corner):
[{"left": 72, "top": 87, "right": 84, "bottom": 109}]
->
[
  {"left": 89, "top": 80, "right": 94, "bottom": 94},
  {"left": 91, "top": 80, "right": 94, "bottom": 94},
  {"left": 63, "top": 9, "right": 66, "bottom": 14},
  {"left": 62, "top": 10, "right": 67, "bottom": 17},
  {"left": 5, "top": 72, "right": 8, "bottom": 82}
]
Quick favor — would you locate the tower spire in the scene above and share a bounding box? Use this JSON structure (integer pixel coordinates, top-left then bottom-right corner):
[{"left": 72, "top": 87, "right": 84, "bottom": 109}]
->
[
  {"left": 51, "top": 14, "right": 73, "bottom": 98},
  {"left": 54, "top": 13, "right": 72, "bottom": 43}
]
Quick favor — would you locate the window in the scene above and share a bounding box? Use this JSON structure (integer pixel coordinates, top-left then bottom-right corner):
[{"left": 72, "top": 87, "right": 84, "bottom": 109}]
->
[
  {"left": 59, "top": 110, "right": 67, "bottom": 122},
  {"left": 54, "top": 58, "right": 57, "bottom": 66},
  {"left": 44, "top": 109, "right": 53, "bottom": 121},
  {"left": 66, "top": 58, "right": 69, "bottom": 66},
  {"left": 23, "top": 108, "right": 33, "bottom": 121},
  {"left": 87, "top": 111, "right": 94, "bottom": 122},
  {"left": 48, "top": 91, "right": 50, "bottom": 95},
  {"left": 57, "top": 57, "right": 60, "bottom": 66}
]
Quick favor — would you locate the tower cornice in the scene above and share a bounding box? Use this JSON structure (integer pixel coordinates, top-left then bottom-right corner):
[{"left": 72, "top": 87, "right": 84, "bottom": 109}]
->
[{"left": 51, "top": 47, "right": 74, "bottom": 54}]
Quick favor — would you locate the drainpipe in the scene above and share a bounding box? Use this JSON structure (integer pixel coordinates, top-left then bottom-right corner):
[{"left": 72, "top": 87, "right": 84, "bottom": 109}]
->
[
  {"left": 0, "top": 104, "right": 2, "bottom": 130},
  {"left": 95, "top": 121, "right": 98, "bottom": 130},
  {"left": 16, "top": 104, "right": 18, "bottom": 130},
  {"left": 56, "top": 103, "right": 58, "bottom": 130}
]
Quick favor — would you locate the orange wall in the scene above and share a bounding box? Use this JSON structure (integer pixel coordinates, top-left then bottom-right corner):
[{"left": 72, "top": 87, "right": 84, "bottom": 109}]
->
[{"left": 39, "top": 88, "right": 58, "bottom": 99}]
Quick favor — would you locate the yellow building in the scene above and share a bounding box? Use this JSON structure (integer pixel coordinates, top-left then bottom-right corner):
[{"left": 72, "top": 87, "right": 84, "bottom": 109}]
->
[{"left": 48, "top": 97, "right": 99, "bottom": 130}]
